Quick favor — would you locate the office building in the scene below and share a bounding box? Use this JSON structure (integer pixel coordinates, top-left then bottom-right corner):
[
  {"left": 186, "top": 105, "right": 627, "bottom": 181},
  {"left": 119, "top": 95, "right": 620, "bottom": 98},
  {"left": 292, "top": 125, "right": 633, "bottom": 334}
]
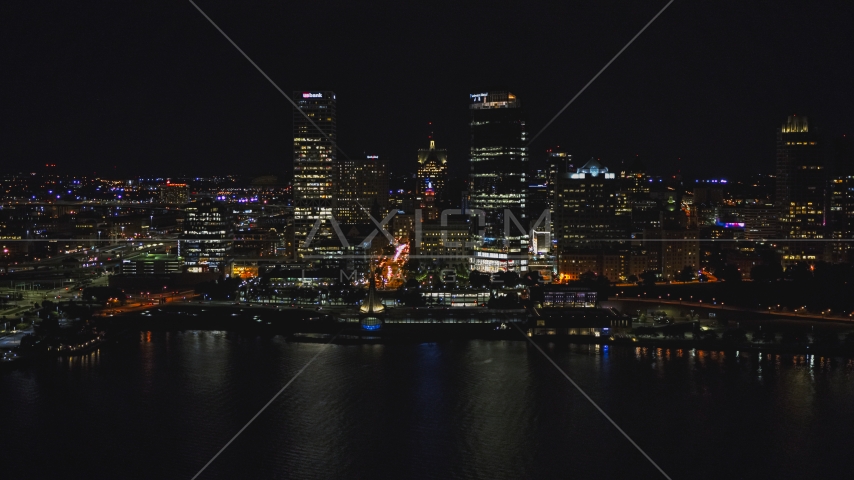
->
[
  {"left": 468, "top": 90, "right": 529, "bottom": 272},
  {"left": 159, "top": 182, "right": 189, "bottom": 204},
  {"left": 417, "top": 137, "right": 448, "bottom": 203},
  {"left": 469, "top": 90, "right": 529, "bottom": 238},
  {"left": 776, "top": 115, "right": 825, "bottom": 240},
  {"left": 337, "top": 154, "right": 388, "bottom": 224},
  {"left": 293, "top": 91, "right": 337, "bottom": 258},
  {"left": 553, "top": 158, "right": 625, "bottom": 251},
  {"left": 179, "top": 197, "right": 233, "bottom": 272}
]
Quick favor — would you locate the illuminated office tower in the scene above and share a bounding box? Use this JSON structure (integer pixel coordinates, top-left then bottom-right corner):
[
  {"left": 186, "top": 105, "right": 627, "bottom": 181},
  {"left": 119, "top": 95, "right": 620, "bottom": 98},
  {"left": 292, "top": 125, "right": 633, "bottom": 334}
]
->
[
  {"left": 828, "top": 135, "right": 854, "bottom": 262},
  {"left": 293, "top": 91, "right": 337, "bottom": 258},
  {"left": 179, "top": 197, "right": 233, "bottom": 272},
  {"left": 553, "top": 158, "right": 623, "bottom": 251},
  {"left": 159, "top": 182, "right": 189, "bottom": 205},
  {"left": 618, "top": 157, "right": 657, "bottom": 232},
  {"left": 546, "top": 147, "right": 572, "bottom": 214},
  {"left": 417, "top": 136, "right": 448, "bottom": 202},
  {"left": 469, "top": 90, "right": 529, "bottom": 249},
  {"left": 337, "top": 154, "right": 388, "bottom": 223},
  {"left": 775, "top": 115, "right": 825, "bottom": 263}
]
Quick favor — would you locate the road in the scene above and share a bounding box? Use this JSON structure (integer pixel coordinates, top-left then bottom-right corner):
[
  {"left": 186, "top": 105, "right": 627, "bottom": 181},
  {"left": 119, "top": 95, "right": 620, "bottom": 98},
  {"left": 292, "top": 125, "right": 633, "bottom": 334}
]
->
[{"left": 613, "top": 296, "right": 854, "bottom": 323}]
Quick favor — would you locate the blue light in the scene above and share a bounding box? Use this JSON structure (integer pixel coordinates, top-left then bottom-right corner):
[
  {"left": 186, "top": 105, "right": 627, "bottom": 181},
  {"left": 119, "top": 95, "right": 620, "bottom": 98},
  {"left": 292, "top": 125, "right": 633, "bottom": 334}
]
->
[{"left": 362, "top": 323, "right": 381, "bottom": 331}]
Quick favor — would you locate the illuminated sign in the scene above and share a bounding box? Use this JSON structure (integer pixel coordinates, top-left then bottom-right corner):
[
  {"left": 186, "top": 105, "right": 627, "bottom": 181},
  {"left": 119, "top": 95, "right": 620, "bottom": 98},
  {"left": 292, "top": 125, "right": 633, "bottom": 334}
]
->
[
  {"left": 470, "top": 92, "right": 489, "bottom": 103},
  {"left": 366, "top": 155, "right": 379, "bottom": 159},
  {"left": 302, "top": 92, "right": 323, "bottom": 98}
]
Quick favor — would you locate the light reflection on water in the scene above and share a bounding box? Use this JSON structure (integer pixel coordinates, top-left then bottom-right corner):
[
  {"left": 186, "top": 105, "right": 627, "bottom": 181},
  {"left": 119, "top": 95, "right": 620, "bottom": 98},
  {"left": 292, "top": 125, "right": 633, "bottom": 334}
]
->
[{"left": 0, "top": 334, "right": 853, "bottom": 479}]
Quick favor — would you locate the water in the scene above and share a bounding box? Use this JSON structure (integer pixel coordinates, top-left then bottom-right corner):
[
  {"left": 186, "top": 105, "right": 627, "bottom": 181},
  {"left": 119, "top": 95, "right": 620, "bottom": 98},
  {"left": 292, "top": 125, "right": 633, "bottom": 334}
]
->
[{"left": 2, "top": 332, "right": 854, "bottom": 479}]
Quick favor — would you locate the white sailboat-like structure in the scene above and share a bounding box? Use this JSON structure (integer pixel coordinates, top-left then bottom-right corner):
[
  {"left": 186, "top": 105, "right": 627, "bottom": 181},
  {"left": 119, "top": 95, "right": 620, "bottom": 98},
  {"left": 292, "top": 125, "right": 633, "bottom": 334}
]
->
[{"left": 359, "top": 262, "right": 384, "bottom": 330}]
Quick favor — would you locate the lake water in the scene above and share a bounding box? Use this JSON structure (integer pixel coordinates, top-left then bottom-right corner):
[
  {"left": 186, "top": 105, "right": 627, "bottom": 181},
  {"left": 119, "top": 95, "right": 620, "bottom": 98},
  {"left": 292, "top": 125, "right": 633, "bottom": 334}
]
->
[{"left": 2, "top": 330, "right": 854, "bottom": 479}]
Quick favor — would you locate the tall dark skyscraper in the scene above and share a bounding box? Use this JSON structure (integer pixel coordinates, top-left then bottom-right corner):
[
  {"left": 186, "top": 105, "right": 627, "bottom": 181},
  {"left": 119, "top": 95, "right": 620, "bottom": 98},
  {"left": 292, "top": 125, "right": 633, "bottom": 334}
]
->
[
  {"left": 776, "top": 115, "right": 824, "bottom": 239},
  {"left": 553, "top": 158, "right": 623, "bottom": 250},
  {"left": 546, "top": 147, "right": 573, "bottom": 217},
  {"left": 337, "top": 154, "right": 388, "bottom": 224},
  {"left": 828, "top": 135, "right": 854, "bottom": 262},
  {"left": 468, "top": 90, "right": 529, "bottom": 271},
  {"left": 293, "top": 91, "right": 337, "bottom": 257}
]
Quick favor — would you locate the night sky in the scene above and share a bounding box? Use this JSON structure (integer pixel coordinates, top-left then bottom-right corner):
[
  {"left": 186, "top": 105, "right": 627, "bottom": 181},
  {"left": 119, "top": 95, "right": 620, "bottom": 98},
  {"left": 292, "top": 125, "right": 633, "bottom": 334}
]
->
[{"left": 3, "top": 1, "right": 853, "bottom": 179}]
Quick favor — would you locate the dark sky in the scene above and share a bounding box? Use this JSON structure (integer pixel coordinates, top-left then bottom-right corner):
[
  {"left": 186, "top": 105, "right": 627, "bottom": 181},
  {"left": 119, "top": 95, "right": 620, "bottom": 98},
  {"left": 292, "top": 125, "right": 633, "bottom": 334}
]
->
[{"left": 3, "top": 1, "right": 853, "bottom": 179}]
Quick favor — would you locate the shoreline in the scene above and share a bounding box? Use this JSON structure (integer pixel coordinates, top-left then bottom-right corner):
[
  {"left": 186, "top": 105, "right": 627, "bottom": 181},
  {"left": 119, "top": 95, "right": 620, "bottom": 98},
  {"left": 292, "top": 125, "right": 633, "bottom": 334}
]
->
[{"left": 5, "top": 302, "right": 854, "bottom": 369}]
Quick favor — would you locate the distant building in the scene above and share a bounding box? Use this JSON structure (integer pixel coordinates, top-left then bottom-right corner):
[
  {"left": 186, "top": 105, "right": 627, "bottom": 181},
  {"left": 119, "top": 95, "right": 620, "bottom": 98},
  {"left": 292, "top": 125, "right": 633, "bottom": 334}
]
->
[
  {"left": 644, "top": 228, "right": 699, "bottom": 279},
  {"left": 416, "top": 217, "right": 472, "bottom": 261},
  {"left": 742, "top": 205, "right": 779, "bottom": 240},
  {"left": 159, "top": 183, "right": 189, "bottom": 204},
  {"left": 553, "top": 158, "right": 625, "bottom": 251},
  {"left": 556, "top": 249, "right": 648, "bottom": 283},
  {"left": 121, "top": 254, "right": 183, "bottom": 275},
  {"left": 775, "top": 115, "right": 825, "bottom": 264},
  {"left": 337, "top": 154, "right": 388, "bottom": 223},
  {"left": 417, "top": 137, "right": 448, "bottom": 203},
  {"left": 547, "top": 148, "right": 573, "bottom": 212},
  {"left": 179, "top": 198, "right": 233, "bottom": 272},
  {"left": 828, "top": 135, "right": 854, "bottom": 262}
]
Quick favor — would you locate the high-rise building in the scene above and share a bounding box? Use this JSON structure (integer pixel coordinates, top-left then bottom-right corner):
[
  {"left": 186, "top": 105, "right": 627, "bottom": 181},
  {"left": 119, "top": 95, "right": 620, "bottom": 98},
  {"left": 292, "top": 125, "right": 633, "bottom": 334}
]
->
[
  {"left": 417, "top": 137, "right": 448, "bottom": 202},
  {"left": 553, "top": 158, "right": 624, "bottom": 251},
  {"left": 828, "top": 135, "right": 854, "bottom": 262},
  {"left": 179, "top": 197, "right": 233, "bottom": 272},
  {"left": 293, "top": 91, "right": 337, "bottom": 258},
  {"left": 618, "top": 157, "right": 657, "bottom": 233},
  {"left": 469, "top": 90, "right": 529, "bottom": 238},
  {"left": 337, "top": 154, "right": 388, "bottom": 224},
  {"left": 159, "top": 182, "right": 189, "bottom": 205},
  {"left": 776, "top": 115, "right": 824, "bottom": 239},
  {"left": 546, "top": 147, "right": 573, "bottom": 215},
  {"left": 468, "top": 90, "right": 529, "bottom": 272}
]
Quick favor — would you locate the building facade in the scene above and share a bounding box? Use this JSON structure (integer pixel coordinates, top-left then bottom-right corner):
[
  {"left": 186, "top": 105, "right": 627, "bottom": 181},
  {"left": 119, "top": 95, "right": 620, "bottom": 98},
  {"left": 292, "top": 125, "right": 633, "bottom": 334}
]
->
[
  {"left": 775, "top": 115, "right": 825, "bottom": 263},
  {"left": 469, "top": 90, "right": 529, "bottom": 240},
  {"left": 337, "top": 154, "right": 388, "bottom": 224},
  {"left": 417, "top": 138, "right": 448, "bottom": 203},
  {"left": 179, "top": 198, "right": 233, "bottom": 272},
  {"left": 293, "top": 91, "right": 337, "bottom": 258}
]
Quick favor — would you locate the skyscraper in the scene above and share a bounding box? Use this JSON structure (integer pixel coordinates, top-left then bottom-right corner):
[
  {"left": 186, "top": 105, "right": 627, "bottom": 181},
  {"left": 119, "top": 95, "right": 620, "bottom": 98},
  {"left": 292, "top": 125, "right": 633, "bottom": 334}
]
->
[
  {"left": 417, "top": 137, "right": 448, "bottom": 202},
  {"left": 775, "top": 115, "right": 825, "bottom": 263},
  {"left": 546, "top": 147, "right": 573, "bottom": 215},
  {"left": 553, "top": 158, "right": 623, "bottom": 251},
  {"left": 293, "top": 91, "right": 337, "bottom": 258},
  {"left": 337, "top": 154, "right": 388, "bottom": 224},
  {"left": 179, "top": 197, "right": 233, "bottom": 272},
  {"left": 828, "top": 135, "right": 854, "bottom": 262},
  {"left": 469, "top": 91, "right": 529, "bottom": 272}
]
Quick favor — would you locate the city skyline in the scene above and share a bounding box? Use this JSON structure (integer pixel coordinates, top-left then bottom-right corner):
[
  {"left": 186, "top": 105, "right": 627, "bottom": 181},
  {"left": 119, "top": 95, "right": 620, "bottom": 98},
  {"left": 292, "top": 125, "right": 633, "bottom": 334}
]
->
[{"left": 6, "top": 3, "right": 854, "bottom": 480}]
